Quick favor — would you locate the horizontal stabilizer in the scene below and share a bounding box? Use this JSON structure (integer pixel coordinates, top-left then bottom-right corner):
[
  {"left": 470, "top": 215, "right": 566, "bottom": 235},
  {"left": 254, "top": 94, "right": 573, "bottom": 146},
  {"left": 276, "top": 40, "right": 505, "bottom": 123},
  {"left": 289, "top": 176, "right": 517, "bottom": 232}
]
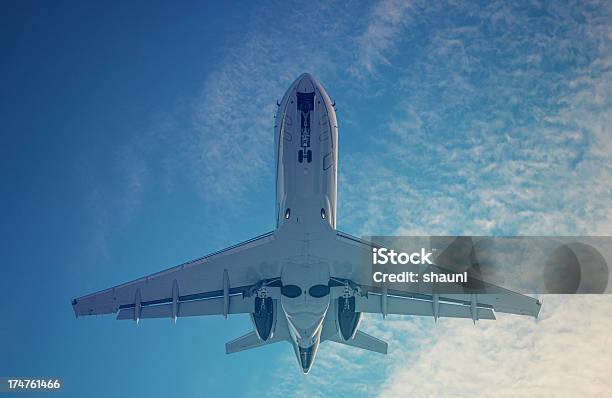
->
[
  {"left": 226, "top": 331, "right": 285, "bottom": 354},
  {"left": 329, "top": 330, "right": 388, "bottom": 354}
]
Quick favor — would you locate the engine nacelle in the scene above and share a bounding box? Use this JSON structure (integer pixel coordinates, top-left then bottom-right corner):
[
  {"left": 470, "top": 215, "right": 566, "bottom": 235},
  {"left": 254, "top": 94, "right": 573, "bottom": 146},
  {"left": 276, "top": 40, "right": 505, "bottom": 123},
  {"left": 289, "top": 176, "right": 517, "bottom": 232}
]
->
[
  {"left": 337, "top": 296, "right": 362, "bottom": 341},
  {"left": 251, "top": 297, "right": 275, "bottom": 341}
]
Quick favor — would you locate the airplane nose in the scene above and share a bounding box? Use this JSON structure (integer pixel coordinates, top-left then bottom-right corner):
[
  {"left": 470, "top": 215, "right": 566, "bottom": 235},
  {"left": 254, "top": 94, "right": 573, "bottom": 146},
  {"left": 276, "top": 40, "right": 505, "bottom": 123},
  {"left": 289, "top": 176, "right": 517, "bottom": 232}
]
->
[{"left": 296, "top": 73, "right": 316, "bottom": 93}]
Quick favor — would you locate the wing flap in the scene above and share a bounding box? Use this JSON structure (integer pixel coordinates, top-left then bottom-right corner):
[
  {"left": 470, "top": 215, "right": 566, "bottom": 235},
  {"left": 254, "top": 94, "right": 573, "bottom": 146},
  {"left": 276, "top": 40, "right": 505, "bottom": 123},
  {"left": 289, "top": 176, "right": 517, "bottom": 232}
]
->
[
  {"left": 442, "top": 293, "right": 541, "bottom": 317},
  {"left": 357, "top": 294, "right": 496, "bottom": 320},
  {"left": 116, "top": 295, "right": 254, "bottom": 320}
]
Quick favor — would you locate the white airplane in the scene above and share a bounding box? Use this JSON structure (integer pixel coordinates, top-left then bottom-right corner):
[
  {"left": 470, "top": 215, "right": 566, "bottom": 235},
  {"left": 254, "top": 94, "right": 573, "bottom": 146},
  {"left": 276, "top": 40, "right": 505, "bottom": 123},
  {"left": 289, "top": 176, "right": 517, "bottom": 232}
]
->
[{"left": 72, "top": 73, "right": 541, "bottom": 374}]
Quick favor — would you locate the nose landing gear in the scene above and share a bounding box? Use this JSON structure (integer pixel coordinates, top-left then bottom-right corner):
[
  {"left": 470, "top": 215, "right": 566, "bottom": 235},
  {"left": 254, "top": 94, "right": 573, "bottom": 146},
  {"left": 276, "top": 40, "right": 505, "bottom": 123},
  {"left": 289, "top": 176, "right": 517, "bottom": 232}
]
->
[{"left": 298, "top": 149, "right": 312, "bottom": 163}]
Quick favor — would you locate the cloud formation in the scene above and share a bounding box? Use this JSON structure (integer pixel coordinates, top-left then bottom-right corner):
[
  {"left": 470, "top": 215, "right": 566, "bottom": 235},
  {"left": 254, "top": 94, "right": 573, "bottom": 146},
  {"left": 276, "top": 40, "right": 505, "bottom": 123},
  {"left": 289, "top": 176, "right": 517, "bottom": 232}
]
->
[
  {"left": 249, "top": 1, "right": 612, "bottom": 396},
  {"left": 340, "top": 0, "right": 612, "bottom": 236},
  {"left": 351, "top": 0, "right": 415, "bottom": 76},
  {"left": 84, "top": 0, "right": 611, "bottom": 395},
  {"left": 378, "top": 295, "right": 612, "bottom": 398}
]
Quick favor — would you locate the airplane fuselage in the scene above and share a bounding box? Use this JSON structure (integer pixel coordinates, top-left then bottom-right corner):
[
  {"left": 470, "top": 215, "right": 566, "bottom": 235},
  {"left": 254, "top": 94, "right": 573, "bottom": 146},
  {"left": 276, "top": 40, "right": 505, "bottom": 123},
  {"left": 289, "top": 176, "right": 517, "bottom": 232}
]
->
[
  {"left": 275, "top": 73, "right": 338, "bottom": 232},
  {"left": 273, "top": 74, "right": 339, "bottom": 372}
]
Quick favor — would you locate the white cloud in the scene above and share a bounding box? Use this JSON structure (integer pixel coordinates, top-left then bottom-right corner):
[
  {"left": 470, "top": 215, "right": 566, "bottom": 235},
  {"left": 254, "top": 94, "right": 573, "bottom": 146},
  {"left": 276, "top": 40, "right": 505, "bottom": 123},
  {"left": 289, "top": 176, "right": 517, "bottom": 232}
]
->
[
  {"left": 113, "top": 145, "right": 149, "bottom": 224},
  {"left": 339, "top": 0, "right": 612, "bottom": 236},
  {"left": 78, "top": 144, "right": 150, "bottom": 258},
  {"left": 378, "top": 295, "right": 612, "bottom": 398},
  {"left": 351, "top": 0, "right": 415, "bottom": 76}
]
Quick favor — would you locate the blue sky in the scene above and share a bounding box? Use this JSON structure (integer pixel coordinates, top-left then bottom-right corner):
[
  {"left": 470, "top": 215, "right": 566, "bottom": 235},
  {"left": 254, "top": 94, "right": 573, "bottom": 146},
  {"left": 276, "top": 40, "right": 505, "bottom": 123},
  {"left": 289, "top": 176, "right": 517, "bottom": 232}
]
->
[{"left": 1, "top": 1, "right": 611, "bottom": 397}]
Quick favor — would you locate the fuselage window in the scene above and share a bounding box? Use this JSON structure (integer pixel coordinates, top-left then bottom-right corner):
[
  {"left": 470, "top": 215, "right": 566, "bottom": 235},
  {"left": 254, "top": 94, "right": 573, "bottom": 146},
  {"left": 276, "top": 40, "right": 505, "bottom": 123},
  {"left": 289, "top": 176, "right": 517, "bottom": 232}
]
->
[
  {"left": 308, "top": 284, "right": 330, "bottom": 298},
  {"left": 285, "top": 208, "right": 291, "bottom": 219},
  {"left": 321, "top": 208, "right": 326, "bottom": 219},
  {"left": 282, "top": 284, "right": 302, "bottom": 298}
]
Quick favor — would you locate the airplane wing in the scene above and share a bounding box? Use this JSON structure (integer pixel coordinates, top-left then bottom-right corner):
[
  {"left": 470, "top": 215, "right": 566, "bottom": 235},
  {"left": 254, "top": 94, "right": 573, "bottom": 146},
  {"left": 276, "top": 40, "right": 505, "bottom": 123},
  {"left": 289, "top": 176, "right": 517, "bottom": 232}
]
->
[
  {"left": 72, "top": 231, "right": 281, "bottom": 322},
  {"left": 330, "top": 231, "right": 542, "bottom": 321}
]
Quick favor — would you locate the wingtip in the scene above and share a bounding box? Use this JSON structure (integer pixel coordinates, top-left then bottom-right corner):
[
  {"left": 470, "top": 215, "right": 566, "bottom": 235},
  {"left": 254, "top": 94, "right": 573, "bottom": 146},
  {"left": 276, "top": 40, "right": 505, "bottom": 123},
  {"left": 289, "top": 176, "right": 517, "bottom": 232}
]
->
[
  {"left": 535, "top": 298, "right": 543, "bottom": 319},
  {"left": 71, "top": 299, "right": 79, "bottom": 318}
]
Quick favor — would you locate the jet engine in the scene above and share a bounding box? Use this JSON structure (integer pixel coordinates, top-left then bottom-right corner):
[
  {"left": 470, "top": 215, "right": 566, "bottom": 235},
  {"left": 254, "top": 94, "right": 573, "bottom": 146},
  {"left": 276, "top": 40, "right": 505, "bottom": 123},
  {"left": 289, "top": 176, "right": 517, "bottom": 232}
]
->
[
  {"left": 251, "top": 296, "right": 275, "bottom": 341},
  {"left": 337, "top": 296, "right": 361, "bottom": 341}
]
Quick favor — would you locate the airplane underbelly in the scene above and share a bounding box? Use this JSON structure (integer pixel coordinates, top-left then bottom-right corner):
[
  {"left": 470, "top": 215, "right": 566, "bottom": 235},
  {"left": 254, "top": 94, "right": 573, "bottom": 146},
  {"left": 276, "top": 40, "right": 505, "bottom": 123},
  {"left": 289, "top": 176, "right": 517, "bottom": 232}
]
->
[{"left": 275, "top": 74, "right": 338, "bottom": 230}]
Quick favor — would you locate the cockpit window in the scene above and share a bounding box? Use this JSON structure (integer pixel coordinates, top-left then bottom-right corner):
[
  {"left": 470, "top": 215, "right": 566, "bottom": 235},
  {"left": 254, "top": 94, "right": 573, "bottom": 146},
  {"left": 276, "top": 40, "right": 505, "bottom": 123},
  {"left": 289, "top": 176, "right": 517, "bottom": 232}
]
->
[
  {"left": 282, "top": 284, "right": 302, "bottom": 298},
  {"left": 308, "top": 284, "right": 330, "bottom": 298}
]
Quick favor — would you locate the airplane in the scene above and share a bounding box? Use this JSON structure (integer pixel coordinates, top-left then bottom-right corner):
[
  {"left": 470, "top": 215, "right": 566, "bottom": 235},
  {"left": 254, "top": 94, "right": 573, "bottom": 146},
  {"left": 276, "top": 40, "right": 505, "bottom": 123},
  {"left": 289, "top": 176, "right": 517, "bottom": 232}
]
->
[{"left": 72, "top": 73, "right": 542, "bottom": 374}]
